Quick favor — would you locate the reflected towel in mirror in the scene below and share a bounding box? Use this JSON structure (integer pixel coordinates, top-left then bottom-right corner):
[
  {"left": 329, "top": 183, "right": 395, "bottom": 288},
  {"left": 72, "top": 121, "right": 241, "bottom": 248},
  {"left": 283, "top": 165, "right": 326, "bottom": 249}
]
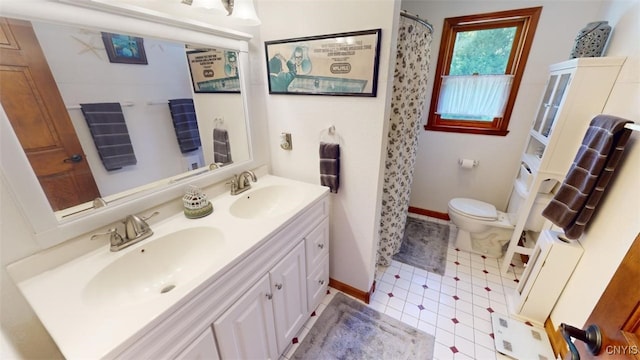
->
[
  {"left": 320, "top": 142, "right": 340, "bottom": 193},
  {"left": 213, "top": 128, "right": 232, "bottom": 164},
  {"left": 80, "top": 102, "right": 137, "bottom": 171},
  {"left": 168, "top": 98, "right": 201, "bottom": 153}
]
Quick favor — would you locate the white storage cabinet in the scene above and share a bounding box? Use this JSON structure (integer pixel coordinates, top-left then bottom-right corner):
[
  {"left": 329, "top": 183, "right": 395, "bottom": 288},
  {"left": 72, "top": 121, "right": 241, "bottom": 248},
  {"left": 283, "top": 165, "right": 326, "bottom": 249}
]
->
[
  {"left": 501, "top": 57, "right": 625, "bottom": 274},
  {"left": 508, "top": 230, "right": 583, "bottom": 325}
]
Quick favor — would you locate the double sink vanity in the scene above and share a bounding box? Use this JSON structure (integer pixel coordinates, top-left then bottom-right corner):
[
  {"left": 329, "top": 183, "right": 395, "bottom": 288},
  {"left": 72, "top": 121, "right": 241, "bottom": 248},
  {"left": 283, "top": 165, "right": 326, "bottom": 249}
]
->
[
  {"left": 8, "top": 174, "right": 330, "bottom": 359},
  {"left": 1, "top": 2, "right": 332, "bottom": 358}
]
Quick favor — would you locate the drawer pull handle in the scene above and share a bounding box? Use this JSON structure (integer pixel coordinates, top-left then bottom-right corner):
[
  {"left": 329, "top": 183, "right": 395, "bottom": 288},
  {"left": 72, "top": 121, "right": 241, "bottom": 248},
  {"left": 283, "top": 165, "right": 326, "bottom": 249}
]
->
[
  {"left": 275, "top": 283, "right": 283, "bottom": 290},
  {"left": 318, "top": 243, "right": 324, "bottom": 249},
  {"left": 319, "top": 279, "right": 325, "bottom": 285},
  {"left": 266, "top": 293, "right": 273, "bottom": 300}
]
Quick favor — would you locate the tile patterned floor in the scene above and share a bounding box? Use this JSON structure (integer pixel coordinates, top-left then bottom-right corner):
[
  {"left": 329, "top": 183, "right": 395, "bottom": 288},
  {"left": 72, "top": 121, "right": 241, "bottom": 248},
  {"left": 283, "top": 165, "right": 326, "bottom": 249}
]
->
[{"left": 283, "top": 214, "right": 526, "bottom": 360}]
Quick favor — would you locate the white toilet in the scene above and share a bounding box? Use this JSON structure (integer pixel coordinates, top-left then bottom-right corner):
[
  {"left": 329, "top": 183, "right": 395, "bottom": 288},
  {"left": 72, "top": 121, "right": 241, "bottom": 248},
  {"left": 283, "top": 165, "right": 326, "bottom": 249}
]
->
[{"left": 448, "top": 180, "right": 552, "bottom": 258}]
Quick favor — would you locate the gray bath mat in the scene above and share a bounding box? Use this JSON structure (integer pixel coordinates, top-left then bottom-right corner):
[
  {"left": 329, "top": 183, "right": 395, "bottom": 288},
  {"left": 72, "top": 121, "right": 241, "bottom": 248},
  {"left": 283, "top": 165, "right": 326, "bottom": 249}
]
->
[
  {"left": 291, "top": 292, "right": 435, "bottom": 359},
  {"left": 392, "top": 217, "right": 449, "bottom": 275}
]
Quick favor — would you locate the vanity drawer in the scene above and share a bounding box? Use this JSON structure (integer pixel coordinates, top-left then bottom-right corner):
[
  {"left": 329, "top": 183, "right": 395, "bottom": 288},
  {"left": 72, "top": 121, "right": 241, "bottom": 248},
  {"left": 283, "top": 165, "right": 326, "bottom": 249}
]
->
[
  {"left": 306, "top": 254, "right": 329, "bottom": 312},
  {"left": 304, "top": 218, "right": 329, "bottom": 273}
]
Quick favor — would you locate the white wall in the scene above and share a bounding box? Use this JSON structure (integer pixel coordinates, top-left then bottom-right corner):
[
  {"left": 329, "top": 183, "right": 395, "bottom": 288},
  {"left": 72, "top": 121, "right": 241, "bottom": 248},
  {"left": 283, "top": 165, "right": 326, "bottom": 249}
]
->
[
  {"left": 550, "top": 0, "right": 640, "bottom": 328},
  {"left": 255, "top": 0, "right": 399, "bottom": 292},
  {"left": 403, "top": 1, "right": 603, "bottom": 213}
]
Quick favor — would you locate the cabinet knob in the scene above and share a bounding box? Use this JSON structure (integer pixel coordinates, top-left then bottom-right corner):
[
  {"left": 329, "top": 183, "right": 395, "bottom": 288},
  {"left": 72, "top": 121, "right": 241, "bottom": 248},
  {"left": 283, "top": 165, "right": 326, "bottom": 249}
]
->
[
  {"left": 318, "top": 243, "right": 324, "bottom": 249},
  {"left": 266, "top": 293, "right": 273, "bottom": 300},
  {"left": 318, "top": 279, "right": 325, "bottom": 285},
  {"left": 275, "top": 283, "right": 283, "bottom": 290}
]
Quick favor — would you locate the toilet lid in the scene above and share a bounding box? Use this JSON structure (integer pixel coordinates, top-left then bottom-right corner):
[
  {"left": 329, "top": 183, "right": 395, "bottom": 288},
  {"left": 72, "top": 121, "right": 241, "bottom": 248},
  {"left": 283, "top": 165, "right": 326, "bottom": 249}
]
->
[{"left": 449, "top": 198, "right": 498, "bottom": 220}]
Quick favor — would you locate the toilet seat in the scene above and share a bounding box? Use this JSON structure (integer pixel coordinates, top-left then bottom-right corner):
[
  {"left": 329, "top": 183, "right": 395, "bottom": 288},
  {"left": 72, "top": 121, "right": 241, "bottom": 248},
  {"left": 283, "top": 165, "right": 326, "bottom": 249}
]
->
[{"left": 449, "top": 198, "right": 498, "bottom": 221}]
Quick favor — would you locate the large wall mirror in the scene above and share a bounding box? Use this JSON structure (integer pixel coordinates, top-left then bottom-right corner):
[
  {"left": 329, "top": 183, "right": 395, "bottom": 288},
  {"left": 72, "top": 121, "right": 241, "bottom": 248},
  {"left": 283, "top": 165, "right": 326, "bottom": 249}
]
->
[
  {"left": 2, "top": 18, "right": 250, "bottom": 218},
  {"left": 0, "top": 1, "right": 258, "bottom": 248}
]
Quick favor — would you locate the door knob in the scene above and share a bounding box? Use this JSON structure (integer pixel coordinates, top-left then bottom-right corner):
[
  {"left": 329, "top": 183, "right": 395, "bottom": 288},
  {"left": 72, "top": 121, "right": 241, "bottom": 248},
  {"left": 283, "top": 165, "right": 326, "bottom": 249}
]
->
[
  {"left": 63, "top": 154, "right": 83, "bottom": 163},
  {"left": 560, "top": 323, "right": 602, "bottom": 360}
]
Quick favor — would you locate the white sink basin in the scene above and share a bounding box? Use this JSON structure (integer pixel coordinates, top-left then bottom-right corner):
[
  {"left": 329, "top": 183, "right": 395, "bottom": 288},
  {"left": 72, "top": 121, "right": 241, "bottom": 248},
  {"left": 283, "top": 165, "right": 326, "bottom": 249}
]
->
[
  {"left": 229, "top": 185, "right": 303, "bottom": 219},
  {"left": 83, "top": 226, "right": 224, "bottom": 307}
]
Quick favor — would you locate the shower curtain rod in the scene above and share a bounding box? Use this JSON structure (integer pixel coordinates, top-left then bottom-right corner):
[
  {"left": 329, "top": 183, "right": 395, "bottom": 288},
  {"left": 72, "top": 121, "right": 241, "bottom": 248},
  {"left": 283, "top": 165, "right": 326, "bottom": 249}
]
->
[{"left": 400, "top": 10, "right": 433, "bottom": 33}]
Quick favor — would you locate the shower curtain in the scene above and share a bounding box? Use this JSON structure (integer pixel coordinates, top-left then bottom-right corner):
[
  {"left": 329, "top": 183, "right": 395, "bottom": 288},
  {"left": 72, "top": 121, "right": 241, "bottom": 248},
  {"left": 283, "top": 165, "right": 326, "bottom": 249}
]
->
[{"left": 377, "top": 13, "right": 433, "bottom": 266}]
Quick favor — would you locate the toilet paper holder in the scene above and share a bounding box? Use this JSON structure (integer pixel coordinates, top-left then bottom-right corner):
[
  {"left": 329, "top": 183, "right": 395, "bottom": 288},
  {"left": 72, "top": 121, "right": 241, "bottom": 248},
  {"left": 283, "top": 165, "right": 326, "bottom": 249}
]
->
[{"left": 458, "top": 159, "right": 479, "bottom": 168}]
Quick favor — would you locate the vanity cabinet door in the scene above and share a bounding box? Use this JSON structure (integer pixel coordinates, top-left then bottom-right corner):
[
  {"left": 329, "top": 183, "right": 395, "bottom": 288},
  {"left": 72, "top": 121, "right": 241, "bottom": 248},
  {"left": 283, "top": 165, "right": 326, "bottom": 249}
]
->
[
  {"left": 213, "top": 275, "right": 278, "bottom": 360},
  {"left": 305, "top": 218, "right": 330, "bottom": 311},
  {"left": 305, "top": 218, "right": 329, "bottom": 273},
  {"left": 270, "top": 241, "right": 308, "bottom": 354},
  {"left": 307, "top": 254, "right": 329, "bottom": 312},
  {"left": 175, "top": 327, "right": 220, "bottom": 360}
]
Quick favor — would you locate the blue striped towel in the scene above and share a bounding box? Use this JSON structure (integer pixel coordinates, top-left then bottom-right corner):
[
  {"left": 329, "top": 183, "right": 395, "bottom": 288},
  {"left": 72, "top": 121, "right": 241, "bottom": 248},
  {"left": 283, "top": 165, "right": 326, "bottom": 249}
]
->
[
  {"left": 168, "top": 99, "right": 201, "bottom": 153},
  {"left": 80, "top": 102, "right": 137, "bottom": 171}
]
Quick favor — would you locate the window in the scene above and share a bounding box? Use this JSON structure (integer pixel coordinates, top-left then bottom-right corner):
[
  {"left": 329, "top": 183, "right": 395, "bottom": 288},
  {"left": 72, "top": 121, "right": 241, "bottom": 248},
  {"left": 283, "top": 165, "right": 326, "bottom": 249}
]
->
[{"left": 425, "top": 7, "right": 542, "bottom": 136}]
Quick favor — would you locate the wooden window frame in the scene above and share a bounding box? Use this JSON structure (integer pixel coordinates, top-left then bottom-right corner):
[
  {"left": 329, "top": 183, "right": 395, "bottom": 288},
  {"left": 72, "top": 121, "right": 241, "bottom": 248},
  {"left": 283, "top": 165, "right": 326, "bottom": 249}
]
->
[{"left": 425, "top": 7, "right": 542, "bottom": 136}]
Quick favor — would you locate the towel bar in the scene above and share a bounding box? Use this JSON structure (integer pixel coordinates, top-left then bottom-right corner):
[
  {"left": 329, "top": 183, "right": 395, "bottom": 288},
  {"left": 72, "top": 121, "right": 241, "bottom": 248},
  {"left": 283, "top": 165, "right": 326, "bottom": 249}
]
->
[
  {"left": 624, "top": 122, "right": 640, "bottom": 131},
  {"left": 320, "top": 125, "right": 343, "bottom": 146},
  {"left": 66, "top": 102, "right": 134, "bottom": 110}
]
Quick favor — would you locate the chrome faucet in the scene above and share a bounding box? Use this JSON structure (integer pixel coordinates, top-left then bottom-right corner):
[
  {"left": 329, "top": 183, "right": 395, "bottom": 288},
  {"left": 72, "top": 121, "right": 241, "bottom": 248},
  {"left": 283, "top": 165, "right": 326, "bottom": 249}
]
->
[
  {"left": 91, "top": 211, "right": 159, "bottom": 251},
  {"left": 228, "top": 170, "right": 257, "bottom": 195}
]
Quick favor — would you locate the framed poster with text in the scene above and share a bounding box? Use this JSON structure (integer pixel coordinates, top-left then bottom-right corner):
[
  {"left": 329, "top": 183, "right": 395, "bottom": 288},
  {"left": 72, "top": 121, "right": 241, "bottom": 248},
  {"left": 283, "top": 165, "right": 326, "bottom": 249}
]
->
[
  {"left": 187, "top": 49, "right": 241, "bottom": 93},
  {"left": 265, "top": 29, "right": 381, "bottom": 97}
]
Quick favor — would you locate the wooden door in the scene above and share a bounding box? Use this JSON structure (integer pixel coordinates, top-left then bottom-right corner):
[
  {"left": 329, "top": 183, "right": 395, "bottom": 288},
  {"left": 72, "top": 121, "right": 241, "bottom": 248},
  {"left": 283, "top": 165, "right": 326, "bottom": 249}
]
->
[
  {"left": 0, "top": 17, "right": 99, "bottom": 211},
  {"left": 576, "top": 233, "right": 640, "bottom": 359}
]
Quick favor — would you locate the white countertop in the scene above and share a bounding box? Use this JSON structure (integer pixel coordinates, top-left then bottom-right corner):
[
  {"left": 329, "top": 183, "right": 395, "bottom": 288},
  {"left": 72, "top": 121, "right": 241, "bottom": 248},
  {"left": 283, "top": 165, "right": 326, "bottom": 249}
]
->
[{"left": 8, "top": 175, "right": 328, "bottom": 359}]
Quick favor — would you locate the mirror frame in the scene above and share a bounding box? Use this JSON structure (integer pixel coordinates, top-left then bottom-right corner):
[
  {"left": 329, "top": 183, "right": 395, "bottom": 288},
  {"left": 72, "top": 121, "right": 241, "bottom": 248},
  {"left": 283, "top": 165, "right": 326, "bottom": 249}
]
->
[{"left": 0, "top": 0, "right": 259, "bottom": 248}]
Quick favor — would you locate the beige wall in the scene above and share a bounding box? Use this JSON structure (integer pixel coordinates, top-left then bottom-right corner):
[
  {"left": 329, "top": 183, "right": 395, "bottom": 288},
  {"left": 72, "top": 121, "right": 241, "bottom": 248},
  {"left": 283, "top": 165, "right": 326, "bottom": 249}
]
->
[{"left": 403, "top": 0, "right": 603, "bottom": 213}]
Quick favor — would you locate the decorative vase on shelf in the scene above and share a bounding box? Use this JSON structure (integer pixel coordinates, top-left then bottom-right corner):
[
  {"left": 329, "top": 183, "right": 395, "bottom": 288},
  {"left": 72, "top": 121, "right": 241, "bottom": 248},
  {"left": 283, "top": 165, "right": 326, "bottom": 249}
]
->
[{"left": 570, "top": 21, "right": 612, "bottom": 58}]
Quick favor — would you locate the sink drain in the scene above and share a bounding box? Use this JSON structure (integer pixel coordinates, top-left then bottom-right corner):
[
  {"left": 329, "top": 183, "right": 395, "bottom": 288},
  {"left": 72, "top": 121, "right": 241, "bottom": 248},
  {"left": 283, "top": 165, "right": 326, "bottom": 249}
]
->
[{"left": 160, "top": 284, "right": 176, "bottom": 294}]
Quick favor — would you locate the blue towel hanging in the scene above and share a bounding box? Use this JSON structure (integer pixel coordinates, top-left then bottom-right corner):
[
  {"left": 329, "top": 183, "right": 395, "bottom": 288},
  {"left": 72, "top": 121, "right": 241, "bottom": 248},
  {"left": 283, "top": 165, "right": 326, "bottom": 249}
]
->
[
  {"left": 80, "top": 102, "right": 137, "bottom": 171},
  {"left": 168, "top": 99, "right": 201, "bottom": 153}
]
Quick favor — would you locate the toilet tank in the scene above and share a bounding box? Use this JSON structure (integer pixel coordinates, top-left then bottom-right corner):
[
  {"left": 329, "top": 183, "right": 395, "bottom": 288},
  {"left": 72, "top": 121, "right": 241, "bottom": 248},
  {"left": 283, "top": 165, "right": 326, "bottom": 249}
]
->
[{"left": 507, "top": 179, "right": 554, "bottom": 231}]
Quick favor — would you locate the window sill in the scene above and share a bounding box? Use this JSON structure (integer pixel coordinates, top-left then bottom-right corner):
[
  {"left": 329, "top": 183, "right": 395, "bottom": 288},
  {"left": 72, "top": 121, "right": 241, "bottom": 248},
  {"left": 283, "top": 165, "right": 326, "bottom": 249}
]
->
[{"left": 424, "top": 124, "right": 509, "bottom": 136}]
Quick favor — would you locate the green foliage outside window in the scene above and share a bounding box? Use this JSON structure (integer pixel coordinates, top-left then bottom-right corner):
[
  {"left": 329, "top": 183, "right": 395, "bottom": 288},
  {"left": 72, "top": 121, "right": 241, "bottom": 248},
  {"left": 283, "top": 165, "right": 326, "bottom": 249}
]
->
[{"left": 449, "top": 27, "right": 517, "bottom": 75}]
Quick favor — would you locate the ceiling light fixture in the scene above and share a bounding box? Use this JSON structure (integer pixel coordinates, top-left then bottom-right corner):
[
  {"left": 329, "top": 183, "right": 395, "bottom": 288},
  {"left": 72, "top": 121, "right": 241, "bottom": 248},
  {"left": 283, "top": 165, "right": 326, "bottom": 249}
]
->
[
  {"left": 228, "top": 0, "right": 261, "bottom": 25},
  {"left": 183, "top": 0, "right": 260, "bottom": 25}
]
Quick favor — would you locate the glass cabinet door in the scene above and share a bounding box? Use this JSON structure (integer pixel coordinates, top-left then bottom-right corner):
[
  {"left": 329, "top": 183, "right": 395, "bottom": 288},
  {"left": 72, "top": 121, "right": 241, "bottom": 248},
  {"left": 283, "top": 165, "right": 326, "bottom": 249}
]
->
[
  {"left": 541, "top": 73, "right": 571, "bottom": 137},
  {"left": 533, "top": 75, "right": 558, "bottom": 134}
]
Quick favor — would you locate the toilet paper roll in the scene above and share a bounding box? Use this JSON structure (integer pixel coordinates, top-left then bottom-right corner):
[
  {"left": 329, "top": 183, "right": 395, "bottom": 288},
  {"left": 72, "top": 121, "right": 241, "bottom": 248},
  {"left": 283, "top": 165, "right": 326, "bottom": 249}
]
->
[{"left": 459, "top": 159, "right": 476, "bottom": 169}]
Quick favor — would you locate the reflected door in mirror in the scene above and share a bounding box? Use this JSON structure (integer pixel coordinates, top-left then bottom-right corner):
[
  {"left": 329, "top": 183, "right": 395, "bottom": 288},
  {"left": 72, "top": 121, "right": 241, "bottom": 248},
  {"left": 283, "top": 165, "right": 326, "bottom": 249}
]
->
[{"left": 0, "top": 18, "right": 99, "bottom": 210}]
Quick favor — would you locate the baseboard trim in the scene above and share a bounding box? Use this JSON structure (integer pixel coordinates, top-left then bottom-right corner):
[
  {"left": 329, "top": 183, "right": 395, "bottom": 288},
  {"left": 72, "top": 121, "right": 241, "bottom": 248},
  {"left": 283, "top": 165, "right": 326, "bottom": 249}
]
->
[
  {"left": 545, "top": 317, "right": 567, "bottom": 359},
  {"left": 408, "top": 206, "right": 450, "bottom": 221},
  {"left": 329, "top": 278, "right": 374, "bottom": 304}
]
